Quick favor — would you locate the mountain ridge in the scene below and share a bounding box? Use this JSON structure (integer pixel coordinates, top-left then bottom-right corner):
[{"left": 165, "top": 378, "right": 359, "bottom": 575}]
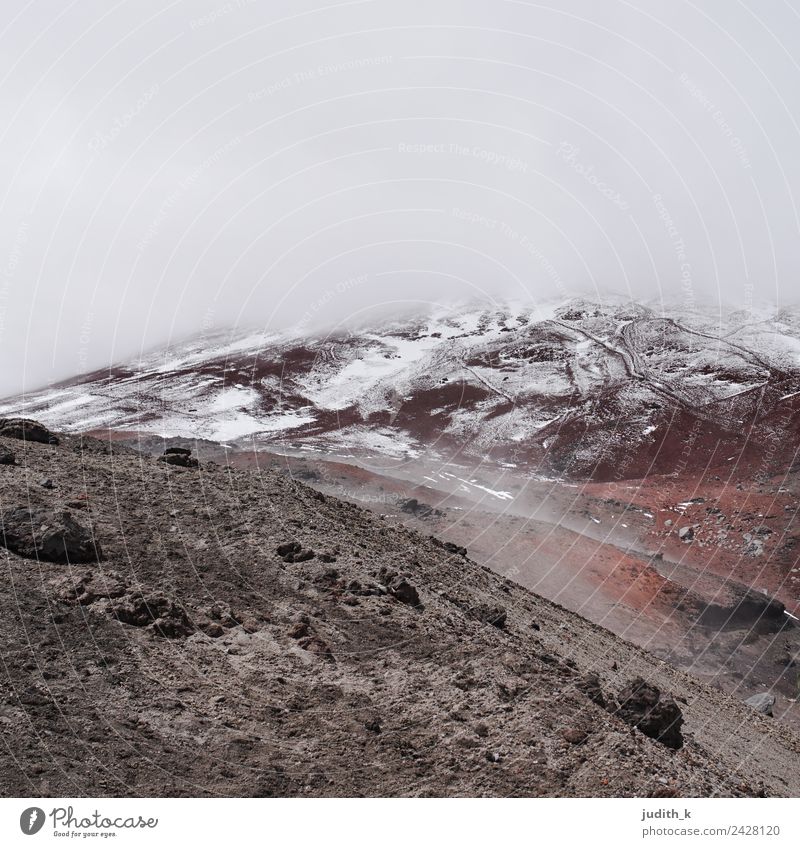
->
[{"left": 4, "top": 297, "right": 800, "bottom": 483}]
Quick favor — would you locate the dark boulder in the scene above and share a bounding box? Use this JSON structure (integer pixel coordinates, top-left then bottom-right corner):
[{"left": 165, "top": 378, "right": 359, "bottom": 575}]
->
[
  {"left": 158, "top": 449, "right": 199, "bottom": 468},
  {"left": 399, "top": 498, "right": 443, "bottom": 518},
  {"left": 612, "top": 677, "right": 684, "bottom": 749},
  {"left": 0, "top": 418, "right": 59, "bottom": 445},
  {"left": 0, "top": 507, "right": 102, "bottom": 564},
  {"left": 276, "top": 541, "right": 314, "bottom": 563},
  {"left": 0, "top": 444, "right": 15, "bottom": 465},
  {"left": 388, "top": 576, "right": 421, "bottom": 607}
]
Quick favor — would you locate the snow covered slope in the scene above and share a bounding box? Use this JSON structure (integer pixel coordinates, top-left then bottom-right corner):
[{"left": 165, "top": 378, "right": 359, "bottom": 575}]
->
[{"left": 4, "top": 297, "right": 800, "bottom": 480}]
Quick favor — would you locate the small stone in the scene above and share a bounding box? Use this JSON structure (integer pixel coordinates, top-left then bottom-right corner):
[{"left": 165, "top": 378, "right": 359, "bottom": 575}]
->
[
  {"left": 744, "top": 692, "right": 775, "bottom": 716},
  {"left": 468, "top": 603, "right": 507, "bottom": 629},
  {"left": 562, "top": 728, "right": 588, "bottom": 745},
  {"left": 277, "top": 541, "right": 301, "bottom": 557},
  {"left": 287, "top": 621, "right": 310, "bottom": 639},
  {"left": 576, "top": 673, "right": 606, "bottom": 707},
  {"left": 205, "top": 622, "right": 225, "bottom": 638}
]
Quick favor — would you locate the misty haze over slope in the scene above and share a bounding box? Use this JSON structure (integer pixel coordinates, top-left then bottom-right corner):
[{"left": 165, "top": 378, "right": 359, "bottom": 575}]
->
[{"left": 2, "top": 1, "right": 800, "bottom": 395}]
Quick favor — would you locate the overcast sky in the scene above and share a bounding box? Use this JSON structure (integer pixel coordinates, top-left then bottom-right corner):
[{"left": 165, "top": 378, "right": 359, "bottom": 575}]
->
[{"left": 1, "top": 0, "right": 799, "bottom": 394}]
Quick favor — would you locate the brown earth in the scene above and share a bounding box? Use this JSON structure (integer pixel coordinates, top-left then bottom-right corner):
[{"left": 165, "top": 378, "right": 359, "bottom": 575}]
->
[
  {"left": 1, "top": 433, "right": 799, "bottom": 797},
  {"left": 218, "top": 447, "right": 800, "bottom": 734}
]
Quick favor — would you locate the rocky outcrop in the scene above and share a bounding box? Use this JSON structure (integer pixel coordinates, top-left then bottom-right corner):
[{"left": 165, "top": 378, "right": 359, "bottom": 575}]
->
[
  {"left": 697, "top": 590, "right": 787, "bottom": 633},
  {"left": 0, "top": 418, "right": 59, "bottom": 445},
  {"left": 612, "top": 678, "right": 684, "bottom": 749},
  {"left": 157, "top": 447, "right": 199, "bottom": 468},
  {"left": 0, "top": 507, "right": 102, "bottom": 563}
]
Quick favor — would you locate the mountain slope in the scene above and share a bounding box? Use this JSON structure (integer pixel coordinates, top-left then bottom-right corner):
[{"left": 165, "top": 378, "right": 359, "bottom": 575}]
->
[
  {"left": 1, "top": 429, "right": 799, "bottom": 797},
  {"left": 5, "top": 298, "right": 800, "bottom": 480}
]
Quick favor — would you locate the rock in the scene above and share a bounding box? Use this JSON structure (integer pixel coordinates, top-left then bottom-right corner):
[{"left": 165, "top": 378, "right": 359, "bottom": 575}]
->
[
  {"left": 744, "top": 692, "right": 775, "bottom": 716},
  {"left": 39, "top": 478, "right": 54, "bottom": 489},
  {"left": 443, "top": 541, "right": 468, "bottom": 557},
  {"left": 240, "top": 616, "right": 261, "bottom": 634},
  {"left": 0, "top": 507, "right": 102, "bottom": 563},
  {"left": 65, "top": 572, "right": 127, "bottom": 605},
  {"left": 293, "top": 548, "right": 315, "bottom": 563},
  {"left": 0, "top": 444, "right": 15, "bottom": 465},
  {"left": 158, "top": 450, "right": 199, "bottom": 468},
  {"left": 468, "top": 603, "right": 507, "bottom": 629},
  {"left": 276, "top": 541, "right": 314, "bottom": 563},
  {"left": 612, "top": 677, "right": 684, "bottom": 749},
  {"left": 678, "top": 526, "right": 694, "bottom": 542},
  {"left": 287, "top": 621, "right": 310, "bottom": 639},
  {"left": 0, "top": 418, "right": 59, "bottom": 445},
  {"left": 562, "top": 728, "right": 588, "bottom": 745},
  {"left": 388, "top": 577, "right": 420, "bottom": 607},
  {"left": 575, "top": 673, "right": 606, "bottom": 707},
  {"left": 398, "top": 498, "right": 442, "bottom": 518},
  {"left": 298, "top": 635, "right": 333, "bottom": 661},
  {"left": 109, "top": 593, "right": 194, "bottom": 638}
]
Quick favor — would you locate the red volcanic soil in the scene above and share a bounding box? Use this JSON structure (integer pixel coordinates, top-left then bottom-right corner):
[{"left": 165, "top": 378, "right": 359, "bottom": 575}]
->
[{"left": 580, "top": 463, "right": 800, "bottom": 618}]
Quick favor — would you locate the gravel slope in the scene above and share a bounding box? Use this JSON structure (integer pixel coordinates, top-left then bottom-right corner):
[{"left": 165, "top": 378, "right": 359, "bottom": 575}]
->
[{"left": 1, "top": 432, "right": 798, "bottom": 797}]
